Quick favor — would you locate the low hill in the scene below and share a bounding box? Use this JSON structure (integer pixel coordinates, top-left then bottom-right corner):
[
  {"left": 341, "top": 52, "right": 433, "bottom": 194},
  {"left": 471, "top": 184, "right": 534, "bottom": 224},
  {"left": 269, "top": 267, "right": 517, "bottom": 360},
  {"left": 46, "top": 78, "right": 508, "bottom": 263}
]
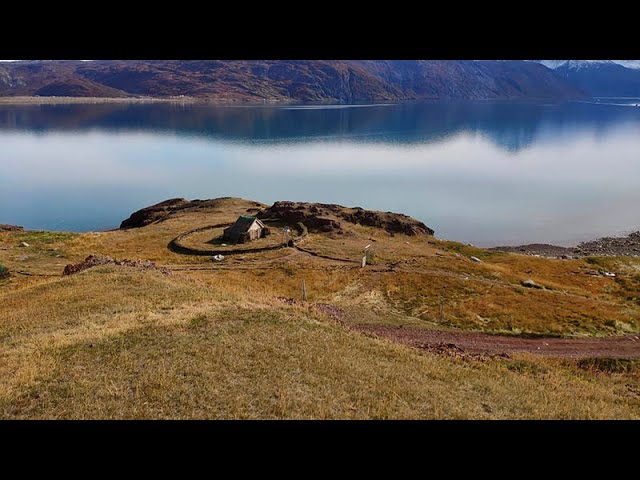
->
[{"left": 0, "top": 60, "right": 583, "bottom": 102}]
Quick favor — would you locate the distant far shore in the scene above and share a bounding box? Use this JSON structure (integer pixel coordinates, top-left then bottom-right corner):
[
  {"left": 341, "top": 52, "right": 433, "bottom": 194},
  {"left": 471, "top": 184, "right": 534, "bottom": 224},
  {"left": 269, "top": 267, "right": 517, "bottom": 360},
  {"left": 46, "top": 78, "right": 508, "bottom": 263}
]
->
[
  {"left": 0, "top": 96, "right": 199, "bottom": 105},
  {"left": 0, "top": 96, "right": 579, "bottom": 107},
  {"left": 0, "top": 96, "right": 335, "bottom": 106}
]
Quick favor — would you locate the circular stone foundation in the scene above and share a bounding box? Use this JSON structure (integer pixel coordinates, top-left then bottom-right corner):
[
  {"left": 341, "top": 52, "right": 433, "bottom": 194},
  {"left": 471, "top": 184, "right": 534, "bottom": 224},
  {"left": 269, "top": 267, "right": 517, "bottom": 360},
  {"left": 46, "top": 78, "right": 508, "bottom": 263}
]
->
[{"left": 168, "top": 220, "right": 306, "bottom": 256}]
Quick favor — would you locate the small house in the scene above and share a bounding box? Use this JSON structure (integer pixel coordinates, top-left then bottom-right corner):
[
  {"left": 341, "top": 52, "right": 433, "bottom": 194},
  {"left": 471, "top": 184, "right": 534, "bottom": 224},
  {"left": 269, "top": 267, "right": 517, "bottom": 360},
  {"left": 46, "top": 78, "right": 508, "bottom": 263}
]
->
[{"left": 223, "top": 216, "right": 269, "bottom": 244}]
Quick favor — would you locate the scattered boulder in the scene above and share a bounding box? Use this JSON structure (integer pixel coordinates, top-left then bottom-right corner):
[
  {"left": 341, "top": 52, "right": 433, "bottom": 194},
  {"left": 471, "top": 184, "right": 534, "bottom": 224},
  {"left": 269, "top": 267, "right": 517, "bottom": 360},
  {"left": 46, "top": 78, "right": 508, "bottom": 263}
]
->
[
  {"left": 212, "top": 254, "right": 224, "bottom": 262},
  {"left": 19, "top": 242, "right": 29, "bottom": 248},
  {"left": 0, "top": 224, "right": 24, "bottom": 232},
  {"left": 63, "top": 255, "right": 170, "bottom": 276},
  {"left": 576, "top": 231, "right": 640, "bottom": 257},
  {"left": 521, "top": 279, "right": 542, "bottom": 289},
  {"left": 493, "top": 231, "right": 640, "bottom": 258},
  {"left": 470, "top": 256, "right": 482, "bottom": 263}
]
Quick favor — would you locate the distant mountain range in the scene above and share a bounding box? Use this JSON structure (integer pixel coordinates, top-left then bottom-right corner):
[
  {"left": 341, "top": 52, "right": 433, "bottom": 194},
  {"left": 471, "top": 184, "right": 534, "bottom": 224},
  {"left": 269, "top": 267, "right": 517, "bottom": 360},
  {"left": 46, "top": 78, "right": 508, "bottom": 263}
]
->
[
  {"left": 537, "top": 60, "right": 640, "bottom": 70},
  {"left": 534, "top": 60, "right": 640, "bottom": 96},
  {"left": 0, "top": 60, "right": 584, "bottom": 102}
]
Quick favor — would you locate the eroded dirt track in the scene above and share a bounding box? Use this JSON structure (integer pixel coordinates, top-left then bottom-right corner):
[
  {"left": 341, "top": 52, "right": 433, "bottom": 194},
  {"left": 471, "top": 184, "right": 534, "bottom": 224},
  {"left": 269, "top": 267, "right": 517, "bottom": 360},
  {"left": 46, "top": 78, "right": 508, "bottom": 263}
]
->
[{"left": 353, "top": 324, "right": 640, "bottom": 359}]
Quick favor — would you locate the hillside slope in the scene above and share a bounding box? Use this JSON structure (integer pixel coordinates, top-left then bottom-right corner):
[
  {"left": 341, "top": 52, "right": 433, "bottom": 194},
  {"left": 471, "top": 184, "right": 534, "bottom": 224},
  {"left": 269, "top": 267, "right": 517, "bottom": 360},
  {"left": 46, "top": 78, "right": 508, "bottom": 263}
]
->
[
  {"left": 354, "top": 60, "right": 582, "bottom": 99},
  {"left": 1, "top": 197, "right": 639, "bottom": 419},
  {"left": 0, "top": 60, "right": 583, "bottom": 102}
]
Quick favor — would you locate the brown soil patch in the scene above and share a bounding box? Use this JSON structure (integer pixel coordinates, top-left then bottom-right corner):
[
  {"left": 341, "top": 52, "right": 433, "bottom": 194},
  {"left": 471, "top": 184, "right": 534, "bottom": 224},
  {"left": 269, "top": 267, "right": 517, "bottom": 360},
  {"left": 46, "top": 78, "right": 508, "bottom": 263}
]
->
[
  {"left": 353, "top": 324, "right": 640, "bottom": 359},
  {"left": 62, "top": 255, "right": 171, "bottom": 276}
]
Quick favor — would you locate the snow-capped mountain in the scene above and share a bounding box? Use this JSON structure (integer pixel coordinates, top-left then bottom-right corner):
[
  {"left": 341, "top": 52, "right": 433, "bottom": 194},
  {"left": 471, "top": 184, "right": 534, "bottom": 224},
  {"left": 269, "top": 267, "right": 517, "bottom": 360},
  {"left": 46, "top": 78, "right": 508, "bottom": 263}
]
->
[
  {"left": 534, "top": 60, "right": 640, "bottom": 96},
  {"left": 614, "top": 60, "right": 640, "bottom": 70},
  {"left": 536, "top": 60, "right": 640, "bottom": 70}
]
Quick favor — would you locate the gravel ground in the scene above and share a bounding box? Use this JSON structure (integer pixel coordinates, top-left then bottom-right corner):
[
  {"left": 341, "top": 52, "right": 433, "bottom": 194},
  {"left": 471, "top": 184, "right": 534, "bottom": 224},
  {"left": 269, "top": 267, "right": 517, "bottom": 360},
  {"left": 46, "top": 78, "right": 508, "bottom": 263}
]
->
[{"left": 492, "top": 231, "right": 640, "bottom": 258}]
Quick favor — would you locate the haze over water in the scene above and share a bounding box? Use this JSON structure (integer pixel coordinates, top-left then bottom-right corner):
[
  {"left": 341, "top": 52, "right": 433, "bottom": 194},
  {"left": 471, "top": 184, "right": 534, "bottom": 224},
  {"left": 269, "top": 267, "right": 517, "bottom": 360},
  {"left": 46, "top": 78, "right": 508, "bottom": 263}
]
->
[{"left": 1, "top": 100, "right": 639, "bottom": 246}]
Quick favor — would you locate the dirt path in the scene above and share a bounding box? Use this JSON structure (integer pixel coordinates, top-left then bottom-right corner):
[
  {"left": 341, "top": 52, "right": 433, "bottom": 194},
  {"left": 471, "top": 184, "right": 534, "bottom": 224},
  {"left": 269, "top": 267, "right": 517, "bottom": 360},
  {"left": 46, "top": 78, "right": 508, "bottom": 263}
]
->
[{"left": 353, "top": 324, "right": 640, "bottom": 359}]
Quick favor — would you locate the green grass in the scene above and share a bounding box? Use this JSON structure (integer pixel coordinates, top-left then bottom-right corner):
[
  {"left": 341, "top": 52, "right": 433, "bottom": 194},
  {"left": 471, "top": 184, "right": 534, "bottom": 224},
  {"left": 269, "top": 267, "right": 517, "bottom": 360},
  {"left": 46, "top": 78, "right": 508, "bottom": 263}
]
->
[
  {"left": 577, "top": 357, "right": 640, "bottom": 374},
  {"left": 16, "top": 231, "right": 77, "bottom": 244},
  {"left": 0, "top": 264, "right": 6, "bottom": 274},
  {"left": 441, "top": 240, "right": 506, "bottom": 260}
]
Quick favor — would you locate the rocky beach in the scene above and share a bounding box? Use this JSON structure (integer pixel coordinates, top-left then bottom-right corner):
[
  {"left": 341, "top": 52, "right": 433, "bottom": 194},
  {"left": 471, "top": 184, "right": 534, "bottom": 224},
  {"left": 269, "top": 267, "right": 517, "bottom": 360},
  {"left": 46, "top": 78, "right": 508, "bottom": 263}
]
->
[{"left": 492, "top": 231, "right": 640, "bottom": 258}]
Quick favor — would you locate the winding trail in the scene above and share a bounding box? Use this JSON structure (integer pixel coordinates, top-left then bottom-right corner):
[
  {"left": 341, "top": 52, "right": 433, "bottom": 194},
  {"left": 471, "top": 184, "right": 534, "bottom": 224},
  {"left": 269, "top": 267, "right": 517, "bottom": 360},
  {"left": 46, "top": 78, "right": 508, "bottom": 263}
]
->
[{"left": 352, "top": 324, "right": 640, "bottom": 359}]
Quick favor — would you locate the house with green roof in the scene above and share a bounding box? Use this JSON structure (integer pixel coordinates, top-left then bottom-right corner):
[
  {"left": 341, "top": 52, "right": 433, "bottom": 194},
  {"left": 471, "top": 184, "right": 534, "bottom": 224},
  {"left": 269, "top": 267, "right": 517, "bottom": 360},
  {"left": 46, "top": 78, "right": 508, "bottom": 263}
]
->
[{"left": 223, "top": 216, "right": 268, "bottom": 244}]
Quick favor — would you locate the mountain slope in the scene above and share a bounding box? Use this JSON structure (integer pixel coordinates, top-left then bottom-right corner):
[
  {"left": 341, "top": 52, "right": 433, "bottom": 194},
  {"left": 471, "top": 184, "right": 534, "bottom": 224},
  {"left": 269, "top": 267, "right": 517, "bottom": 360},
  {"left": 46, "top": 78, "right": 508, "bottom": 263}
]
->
[
  {"left": 555, "top": 61, "right": 640, "bottom": 97},
  {"left": 535, "top": 60, "right": 640, "bottom": 96},
  {"left": 0, "top": 60, "right": 583, "bottom": 102},
  {"left": 0, "top": 61, "right": 130, "bottom": 97},
  {"left": 538, "top": 60, "right": 640, "bottom": 70},
  {"left": 355, "top": 60, "right": 582, "bottom": 99}
]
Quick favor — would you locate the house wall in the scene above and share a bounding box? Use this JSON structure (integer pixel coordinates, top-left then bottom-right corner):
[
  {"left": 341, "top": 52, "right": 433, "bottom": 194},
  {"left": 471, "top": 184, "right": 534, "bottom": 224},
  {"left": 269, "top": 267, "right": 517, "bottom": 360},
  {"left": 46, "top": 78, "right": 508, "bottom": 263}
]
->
[
  {"left": 224, "top": 220, "right": 263, "bottom": 243},
  {"left": 248, "top": 223, "right": 262, "bottom": 241}
]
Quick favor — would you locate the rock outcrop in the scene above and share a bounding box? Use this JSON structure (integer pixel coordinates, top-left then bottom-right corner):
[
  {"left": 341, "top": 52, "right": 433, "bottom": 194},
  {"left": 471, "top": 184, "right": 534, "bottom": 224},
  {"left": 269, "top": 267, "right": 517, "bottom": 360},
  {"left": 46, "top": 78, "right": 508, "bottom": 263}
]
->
[
  {"left": 120, "top": 198, "right": 191, "bottom": 229},
  {"left": 120, "top": 197, "right": 257, "bottom": 229},
  {"left": 258, "top": 201, "right": 434, "bottom": 236},
  {"left": 119, "top": 197, "right": 433, "bottom": 237},
  {"left": 0, "top": 224, "right": 24, "bottom": 232}
]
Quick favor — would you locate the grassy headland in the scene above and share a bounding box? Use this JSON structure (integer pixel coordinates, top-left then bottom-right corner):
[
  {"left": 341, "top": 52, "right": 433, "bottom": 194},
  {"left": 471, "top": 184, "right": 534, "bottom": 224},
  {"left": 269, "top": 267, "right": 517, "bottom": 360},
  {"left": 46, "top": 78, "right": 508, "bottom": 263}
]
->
[{"left": 1, "top": 197, "right": 639, "bottom": 419}]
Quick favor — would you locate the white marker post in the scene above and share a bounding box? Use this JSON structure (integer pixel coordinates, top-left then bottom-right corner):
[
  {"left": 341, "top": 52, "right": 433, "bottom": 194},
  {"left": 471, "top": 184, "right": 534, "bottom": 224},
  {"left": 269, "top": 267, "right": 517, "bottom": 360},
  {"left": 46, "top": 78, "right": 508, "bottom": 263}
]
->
[
  {"left": 283, "top": 226, "right": 292, "bottom": 245},
  {"left": 362, "top": 244, "right": 371, "bottom": 268}
]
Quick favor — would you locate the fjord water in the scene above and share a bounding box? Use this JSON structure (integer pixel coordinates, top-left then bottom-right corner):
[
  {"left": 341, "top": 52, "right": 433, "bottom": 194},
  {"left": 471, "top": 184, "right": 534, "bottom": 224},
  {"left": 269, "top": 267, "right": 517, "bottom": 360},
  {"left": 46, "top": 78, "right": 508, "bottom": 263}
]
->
[{"left": 1, "top": 100, "right": 639, "bottom": 246}]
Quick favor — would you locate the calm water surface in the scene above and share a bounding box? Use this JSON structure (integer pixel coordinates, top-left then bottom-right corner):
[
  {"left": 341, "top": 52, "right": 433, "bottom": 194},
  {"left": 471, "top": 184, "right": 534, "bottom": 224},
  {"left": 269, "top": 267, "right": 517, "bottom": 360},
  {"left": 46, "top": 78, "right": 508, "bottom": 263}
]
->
[{"left": 1, "top": 100, "right": 639, "bottom": 246}]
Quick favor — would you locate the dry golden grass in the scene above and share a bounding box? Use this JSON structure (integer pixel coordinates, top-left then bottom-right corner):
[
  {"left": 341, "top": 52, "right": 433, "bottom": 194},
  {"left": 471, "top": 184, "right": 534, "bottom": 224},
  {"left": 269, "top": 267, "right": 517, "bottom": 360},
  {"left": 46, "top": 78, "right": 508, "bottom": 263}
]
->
[
  {"left": 1, "top": 197, "right": 640, "bottom": 418},
  {"left": 1, "top": 268, "right": 638, "bottom": 419}
]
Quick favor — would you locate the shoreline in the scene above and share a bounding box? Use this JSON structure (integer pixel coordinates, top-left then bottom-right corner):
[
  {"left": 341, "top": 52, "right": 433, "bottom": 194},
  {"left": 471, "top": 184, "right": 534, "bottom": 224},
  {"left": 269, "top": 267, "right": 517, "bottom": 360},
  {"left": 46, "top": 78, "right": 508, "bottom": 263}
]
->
[
  {"left": 0, "top": 96, "right": 198, "bottom": 105},
  {"left": 0, "top": 96, "right": 587, "bottom": 107},
  {"left": 0, "top": 96, "right": 404, "bottom": 107},
  {"left": 4, "top": 221, "right": 640, "bottom": 259}
]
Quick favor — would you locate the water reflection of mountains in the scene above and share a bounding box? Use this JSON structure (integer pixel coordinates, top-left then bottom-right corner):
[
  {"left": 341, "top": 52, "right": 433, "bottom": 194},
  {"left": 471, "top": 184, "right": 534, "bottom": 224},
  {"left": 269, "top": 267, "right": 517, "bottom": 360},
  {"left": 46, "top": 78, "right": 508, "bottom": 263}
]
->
[{"left": 1, "top": 101, "right": 638, "bottom": 152}]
